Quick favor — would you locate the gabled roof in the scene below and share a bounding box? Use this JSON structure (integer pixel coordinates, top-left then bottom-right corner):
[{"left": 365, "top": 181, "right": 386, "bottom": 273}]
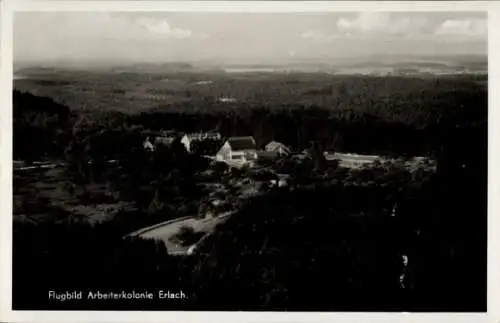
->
[
  {"left": 227, "top": 136, "right": 256, "bottom": 151},
  {"left": 265, "top": 141, "right": 291, "bottom": 153}
]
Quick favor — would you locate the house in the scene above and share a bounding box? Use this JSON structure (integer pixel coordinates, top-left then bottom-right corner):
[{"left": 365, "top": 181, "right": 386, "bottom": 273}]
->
[
  {"left": 265, "top": 141, "right": 291, "bottom": 156},
  {"left": 216, "top": 136, "right": 258, "bottom": 166},
  {"left": 181, "top": 132, "right": 222, "bottom": 153}
]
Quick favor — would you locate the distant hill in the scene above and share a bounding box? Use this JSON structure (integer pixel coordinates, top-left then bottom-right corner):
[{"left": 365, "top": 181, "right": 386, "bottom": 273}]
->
[
  {"left": 219, "top": 54, "right": 486, "bottom": 75},
  {"left": 15, "top": 62, "right": 226, "bottom": 76},
  {"left": 14, "top": 53, "right": 486, "bottom": 75}
]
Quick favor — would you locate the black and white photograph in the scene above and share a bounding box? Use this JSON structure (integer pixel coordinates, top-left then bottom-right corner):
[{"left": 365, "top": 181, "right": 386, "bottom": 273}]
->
[{"left": 5, "top": 4, "right": 491, "bottom": 316}]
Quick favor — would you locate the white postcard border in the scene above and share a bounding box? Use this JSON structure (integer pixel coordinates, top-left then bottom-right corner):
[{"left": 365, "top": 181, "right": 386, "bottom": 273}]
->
[{"left": 1, "top": 1, "right": 498, "bottom": 323}]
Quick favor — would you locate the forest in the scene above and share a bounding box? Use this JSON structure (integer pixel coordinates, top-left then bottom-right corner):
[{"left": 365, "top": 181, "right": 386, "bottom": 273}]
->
[{"left": 12, "top": 72, "right": 487, "bottom": 311}]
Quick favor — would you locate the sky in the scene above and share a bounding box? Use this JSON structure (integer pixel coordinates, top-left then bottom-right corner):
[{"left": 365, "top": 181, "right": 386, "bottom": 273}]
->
[{"left": 14, "top": 11, "right": 487, "bottom": 66}]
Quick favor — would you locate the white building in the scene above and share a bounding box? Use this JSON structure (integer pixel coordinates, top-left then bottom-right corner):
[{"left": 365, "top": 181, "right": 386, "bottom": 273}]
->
[
  {"left": 181, "top": 132, "right": 221, "bottom": 153},
  {"left": 216, "top": 136, "right": 258, "bottom": 167}
]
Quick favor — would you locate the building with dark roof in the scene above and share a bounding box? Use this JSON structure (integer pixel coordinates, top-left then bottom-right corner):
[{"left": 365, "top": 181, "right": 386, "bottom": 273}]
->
[
  {"left": 227, "top": 136, "right": 257, "bottom": 150},
  {"left": 216, "top": 136, "right": 258, "bottom": 166}
]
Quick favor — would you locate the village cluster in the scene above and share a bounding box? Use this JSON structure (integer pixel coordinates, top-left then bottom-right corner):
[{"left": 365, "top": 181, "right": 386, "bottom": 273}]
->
[
  {"left": 141, "top": 130, "right": 393, "bottom": 171},
  {"left": 137, "top": 130, "right": 435, "bottom": 256},
  {"left": 143, "top": 130, "right": 292, "bottom": 168},
  {"left": 142, "top": 130, "right": 436, "bottom": 221}
]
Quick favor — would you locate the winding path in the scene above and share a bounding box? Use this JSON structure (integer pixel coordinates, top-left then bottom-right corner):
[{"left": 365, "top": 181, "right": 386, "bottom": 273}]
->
[{"left": 127, "top": 212, "right": 232, "bottom": 255}]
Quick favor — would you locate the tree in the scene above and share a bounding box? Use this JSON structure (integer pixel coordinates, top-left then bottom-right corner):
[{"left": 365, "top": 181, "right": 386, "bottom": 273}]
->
[{"left": 309, "top": 141, "right": 326, "bottom": 171}]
